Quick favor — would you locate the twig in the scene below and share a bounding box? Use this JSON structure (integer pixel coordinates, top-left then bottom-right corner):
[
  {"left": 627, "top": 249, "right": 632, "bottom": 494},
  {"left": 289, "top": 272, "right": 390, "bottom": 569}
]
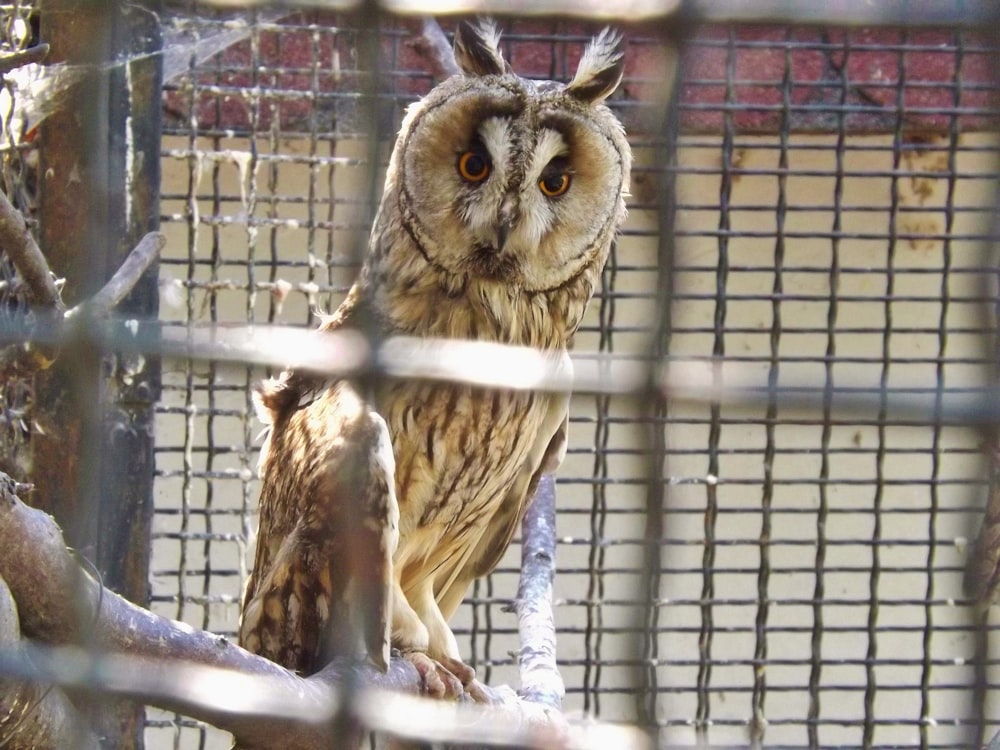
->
[
  {"left": 65, "top": 231, "right": 164, "bottom": 318},
  {"left": 516, "top": 474, "right": 565, "bottom": 709},
  {"left": 0, "top": 44, "right": 49, "bottom": 76},
  {"left": 0, "top": 188, "right": 63, "bottom": 310},
  {"left": 0, "top": 179, "right": 162, "bottom": 317},
  {"left": 0, "top": 472, "right": 650, "bottom": 750},
  {"left": 409, "top": 18, "right": 461, "bottom": 78}
]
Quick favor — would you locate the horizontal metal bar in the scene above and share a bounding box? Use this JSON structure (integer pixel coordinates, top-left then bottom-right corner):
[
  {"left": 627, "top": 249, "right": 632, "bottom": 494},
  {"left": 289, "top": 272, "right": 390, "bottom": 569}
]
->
[
  {"left": 193, "top": 0, "right": 1000, "bottom": 28},
  {"left": 1, "top": 314, "right": 996, "bottom": 428}
]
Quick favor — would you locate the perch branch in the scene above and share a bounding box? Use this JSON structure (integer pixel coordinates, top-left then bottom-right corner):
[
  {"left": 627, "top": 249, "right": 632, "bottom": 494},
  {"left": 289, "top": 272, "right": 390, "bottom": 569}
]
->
[
  {"left": 65, "top": 231, "right": 164, "bottom": 318},
  {"left": 410, "top": 18, "right": 461, "bottom": 78},
  {"left": 516, "top": 473, "right": 565, "bottom": 709},
  {"left": 0, "top": 473, "right": 650, "bottom": 750},
  {"left": 0, "top": 187, "right": 63, "bottom": 310}
]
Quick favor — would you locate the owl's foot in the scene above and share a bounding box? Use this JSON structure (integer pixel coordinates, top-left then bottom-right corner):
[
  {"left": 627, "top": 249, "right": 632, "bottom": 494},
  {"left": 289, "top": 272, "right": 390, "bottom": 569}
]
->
[
  {"left": 402, "top": 651, "right": 464, "bottom": 700},
  {"left": 434, "top": 656, "right": 500, "bottom": 705}
]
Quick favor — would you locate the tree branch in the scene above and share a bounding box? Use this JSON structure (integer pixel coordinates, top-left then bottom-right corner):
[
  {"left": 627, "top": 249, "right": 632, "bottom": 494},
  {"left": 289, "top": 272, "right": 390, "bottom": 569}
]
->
[
  {"left": 516, "top": 474, "right": 565, "bottom": 709},
  {"left": 409, "top": 18, "right": 461, "bottom": 79},
  {"left": 0, "top": 574, "right": 100, "bottom": 749},
  {"left": 65, "top": 231, "right": 164, "bottom": 319},
  {"left": 0, "top": 44, "right": 49, "bottom": 77},
  {"left": 0, "top": 473, "right": 650, "bottom": 750},
  {"left": 0, "top": 188, "right": 63, "bottom": 310}
]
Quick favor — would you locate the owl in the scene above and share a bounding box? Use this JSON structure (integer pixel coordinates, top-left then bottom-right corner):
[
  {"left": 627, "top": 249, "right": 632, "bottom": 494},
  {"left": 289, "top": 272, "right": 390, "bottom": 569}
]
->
[{"left": 239, "top": 18, "right": 631, "bottom": 701}]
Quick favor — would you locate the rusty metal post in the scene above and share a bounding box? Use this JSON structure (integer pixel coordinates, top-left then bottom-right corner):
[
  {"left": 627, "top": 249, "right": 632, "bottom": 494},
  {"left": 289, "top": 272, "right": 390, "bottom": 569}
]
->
[{"left": 34, "top": 1, "right": 162, "bottom": 747}]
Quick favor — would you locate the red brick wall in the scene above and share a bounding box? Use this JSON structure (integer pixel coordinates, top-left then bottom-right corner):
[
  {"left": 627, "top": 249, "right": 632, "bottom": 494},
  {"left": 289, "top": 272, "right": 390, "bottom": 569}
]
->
[{"left": 162, "top": 16, "right": 997, "bottom": 136}]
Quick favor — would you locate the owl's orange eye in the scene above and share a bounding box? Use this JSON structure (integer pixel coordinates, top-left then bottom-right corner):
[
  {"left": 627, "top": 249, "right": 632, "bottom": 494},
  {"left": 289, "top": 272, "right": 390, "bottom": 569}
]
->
[
  {"left": 457, "top": 150, "right": 491, "bottom": 183},
  {"left": 539, "top": 172, "right": 570, "bottom": 198}
]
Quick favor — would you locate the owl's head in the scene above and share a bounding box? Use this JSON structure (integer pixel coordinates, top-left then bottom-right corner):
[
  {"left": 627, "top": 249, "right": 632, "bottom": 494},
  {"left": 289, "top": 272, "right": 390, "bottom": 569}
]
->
[{"left": 381, "top": 19, "right": 631, "bottom": 302}]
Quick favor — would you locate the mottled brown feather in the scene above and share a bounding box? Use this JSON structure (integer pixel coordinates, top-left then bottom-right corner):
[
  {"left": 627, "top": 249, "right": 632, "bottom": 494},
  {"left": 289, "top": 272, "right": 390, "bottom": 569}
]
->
[{"left": 240, "top": 376, "right": 397, "bottom": 674}]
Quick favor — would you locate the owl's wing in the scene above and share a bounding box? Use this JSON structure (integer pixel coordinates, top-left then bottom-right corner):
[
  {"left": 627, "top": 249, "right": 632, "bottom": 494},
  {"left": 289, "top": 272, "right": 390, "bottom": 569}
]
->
[{"left": 240, "top": 380, "right": 399, "bottom": 674}]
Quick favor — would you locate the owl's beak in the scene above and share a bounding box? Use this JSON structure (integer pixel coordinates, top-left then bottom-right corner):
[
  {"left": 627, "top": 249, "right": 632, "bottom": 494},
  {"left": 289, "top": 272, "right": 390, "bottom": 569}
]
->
[
  {"left": 496, "top": 198, "right": 517, "bottom": 250},
  {"left": 496, "top": 219, "right": 512, "bottom": 251}
]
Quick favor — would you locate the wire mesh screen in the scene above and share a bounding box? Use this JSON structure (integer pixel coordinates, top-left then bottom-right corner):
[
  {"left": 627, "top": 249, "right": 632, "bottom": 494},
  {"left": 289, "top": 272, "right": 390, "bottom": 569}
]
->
[{"left": 150, "top": 6, "right": 1000, "bottom": 749}]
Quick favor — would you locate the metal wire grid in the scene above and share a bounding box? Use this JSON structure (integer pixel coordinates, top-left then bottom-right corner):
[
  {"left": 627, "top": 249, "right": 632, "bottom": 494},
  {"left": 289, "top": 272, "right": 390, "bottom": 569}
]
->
[
  {"left": 660, "top": 23, "right": 998, "bottom": 749},
  {"left": 149, "top": 7, "right": 1000, "bottom": 749}
]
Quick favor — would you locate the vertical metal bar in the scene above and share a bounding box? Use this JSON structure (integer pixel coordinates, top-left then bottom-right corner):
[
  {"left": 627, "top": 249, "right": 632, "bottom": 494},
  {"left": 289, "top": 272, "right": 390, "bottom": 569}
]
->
[
  {"left": 967, "top": 9, "right": 1000, "bottom": 750},
  {"left": 751, "top": 25, "right": 793, "bottom": 749},
  {"left": 918, "top": 27, "right": 961, "bottom": 750},
  {"left": 35, "top": 1, "right": 161, "bottom": 747},
  {"left": 864, "top": 24, "right": 908, "bottom": 750},
  {"left": 695, "top": 22, "right": 737, "bottom": 741},
  {"left": 584, "top": 187, "right": 615, "bottom": 717},
  {"left": 809, "top": 27, "right": 850, "bottom": 749},
  {"left": 333, "top": 3, "right": 383, "bottom": 745},
  {"left": 631, "top": 17, "right": 685, "bottom": 742},
  {"left": 972, "top": 9, "right": 1000, "bottom": 748}
]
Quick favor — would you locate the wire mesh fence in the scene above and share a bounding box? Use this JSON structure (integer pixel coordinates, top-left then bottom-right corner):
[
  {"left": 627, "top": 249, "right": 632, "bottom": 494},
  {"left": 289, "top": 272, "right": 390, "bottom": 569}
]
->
[{"left": 0, "top": 1, "right": 997, "bottom": 748}]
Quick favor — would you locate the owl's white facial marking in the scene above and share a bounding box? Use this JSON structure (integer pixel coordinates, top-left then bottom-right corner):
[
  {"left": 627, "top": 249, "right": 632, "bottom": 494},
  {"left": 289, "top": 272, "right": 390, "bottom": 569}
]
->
[
  {"left": 457, "top": 120, "right": 574, "bottom": 283},
  {"left": 457, "top": 116, "right": 511, "bottom": 232},
  {"left": 516, "top": 128, "right": 570, "bottom": 250}
]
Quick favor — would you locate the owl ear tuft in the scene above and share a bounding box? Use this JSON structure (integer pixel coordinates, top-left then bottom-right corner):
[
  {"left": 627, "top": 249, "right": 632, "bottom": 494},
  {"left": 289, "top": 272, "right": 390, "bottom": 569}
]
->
[
  {"left": 454, "top": 18, "right": 509, "bottom": 77},
  {"left": 566, "top": 28, "right": 625, "bottom": 104}
]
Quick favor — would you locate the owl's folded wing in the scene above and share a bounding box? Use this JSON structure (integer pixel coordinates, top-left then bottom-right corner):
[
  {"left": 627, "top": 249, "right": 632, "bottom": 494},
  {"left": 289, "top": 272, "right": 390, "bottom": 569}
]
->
[{"left": 240, "top": 381, "right": 399, "bottom": 674}]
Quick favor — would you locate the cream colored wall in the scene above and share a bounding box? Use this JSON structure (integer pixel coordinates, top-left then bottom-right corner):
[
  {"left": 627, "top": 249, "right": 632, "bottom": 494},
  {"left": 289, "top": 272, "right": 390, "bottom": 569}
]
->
[{"left": 147, "top": 132, "right": 998, "bottom": 748}]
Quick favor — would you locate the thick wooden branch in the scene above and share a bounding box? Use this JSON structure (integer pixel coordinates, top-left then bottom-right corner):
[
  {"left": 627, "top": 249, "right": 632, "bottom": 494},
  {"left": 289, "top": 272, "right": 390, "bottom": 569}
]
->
[
  {"left": 0, "top": 473, "right": 650, "bottom": 750},
  {"left": 0, "top": 472, "right": 410, "bottom": 748},
  {"left": 0, "top": 574, "right": 100, "bottom": 749}
]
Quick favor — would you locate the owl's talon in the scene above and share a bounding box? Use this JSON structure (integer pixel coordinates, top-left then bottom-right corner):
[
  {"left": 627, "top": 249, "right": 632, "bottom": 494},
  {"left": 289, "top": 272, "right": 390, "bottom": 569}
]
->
[
  {"left": 464, "top": 678, "right": 500, "bottom": 705},
  {"left": 433, "top": 656, "right": 499, "bottom": 704},
  {"left": 403, "top": 651, "right": 464, "bottom": 700},
  {"left": 435, "top": 655, "right": 476, "bottom": 685}
]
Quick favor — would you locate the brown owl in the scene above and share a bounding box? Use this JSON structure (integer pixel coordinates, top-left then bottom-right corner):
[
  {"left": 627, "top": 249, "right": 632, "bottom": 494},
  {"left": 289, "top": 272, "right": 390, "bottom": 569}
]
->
[{"left": 239, "top": 19, "right": 631, "bottom": 700}]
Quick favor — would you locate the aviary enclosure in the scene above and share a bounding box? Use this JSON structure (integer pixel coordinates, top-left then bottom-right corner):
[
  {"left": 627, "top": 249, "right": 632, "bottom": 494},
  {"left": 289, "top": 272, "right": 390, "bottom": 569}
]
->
[{"left": 0, "top": 1, "right": 997, "bottom": 748}]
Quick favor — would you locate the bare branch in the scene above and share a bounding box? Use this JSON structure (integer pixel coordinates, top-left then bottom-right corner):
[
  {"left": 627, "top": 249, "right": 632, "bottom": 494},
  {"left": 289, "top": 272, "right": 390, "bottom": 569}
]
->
[
  {"left": 0, "top": 473, "right": 650, "bottom": 750},
  {"left": 0, "top": 177, "right": 161, "bottom": 319},
  {"left": 0, "top": 44, "right": 50, "bottom": 76},
  {"left": 410, "top": 18, "right": 461, "bottom": 78},
  {"left": 65, "top": 231, "right": 163, "bottom": 319},
  {"left": 516, "top": 474, "right": 564, "bottom": 709},
  {"left": 0, "top": 188, "right": 63, "bottom": 310}
]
